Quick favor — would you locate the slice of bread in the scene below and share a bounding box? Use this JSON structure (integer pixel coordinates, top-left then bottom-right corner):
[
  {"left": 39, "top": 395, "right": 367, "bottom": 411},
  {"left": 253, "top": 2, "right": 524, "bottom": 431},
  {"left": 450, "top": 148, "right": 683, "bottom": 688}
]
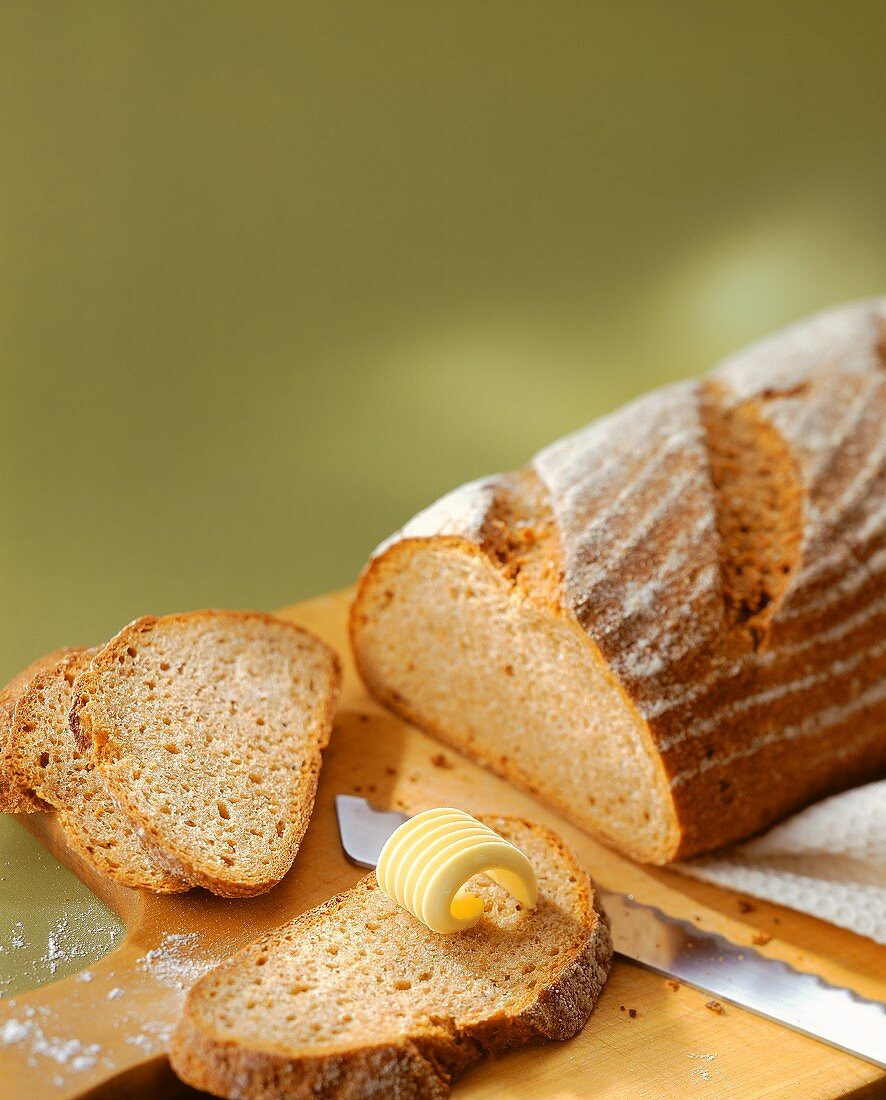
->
[
  {"left": 70, "top": 611, "right": 341, "bottom": 898},
  {"left": 3, "top": 648, "right": 189, "bottom": 893},
  {"left": 0, "top": 647, "right": 78, "bottom": 813},
  {"left": 170, "top": 816, "right": 612, "bottom": 1099}
]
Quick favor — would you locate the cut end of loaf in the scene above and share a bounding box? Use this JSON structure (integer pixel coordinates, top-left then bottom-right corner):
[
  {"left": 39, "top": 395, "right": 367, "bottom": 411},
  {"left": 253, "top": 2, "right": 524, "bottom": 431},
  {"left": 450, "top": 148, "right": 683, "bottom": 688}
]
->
[{"left": 351, "top": 538, "right": 680, "bottom": 864}]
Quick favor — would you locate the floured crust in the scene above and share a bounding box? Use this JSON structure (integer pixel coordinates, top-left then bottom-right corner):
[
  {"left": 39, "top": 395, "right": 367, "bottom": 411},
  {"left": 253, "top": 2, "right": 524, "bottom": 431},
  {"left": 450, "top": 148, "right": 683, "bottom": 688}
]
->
[
  {"left": 170, "top": 817, "right": 612, "bottom": 1099},
  {"left": 352, "top": 299, "right": 886, "bottom": 862}
]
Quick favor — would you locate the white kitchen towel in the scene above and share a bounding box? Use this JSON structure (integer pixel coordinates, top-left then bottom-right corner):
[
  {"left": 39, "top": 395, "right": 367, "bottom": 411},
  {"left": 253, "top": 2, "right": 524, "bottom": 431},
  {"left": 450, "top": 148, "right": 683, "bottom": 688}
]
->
[{"left": 673, "top": 779, "right": 886, "bottom": 944}]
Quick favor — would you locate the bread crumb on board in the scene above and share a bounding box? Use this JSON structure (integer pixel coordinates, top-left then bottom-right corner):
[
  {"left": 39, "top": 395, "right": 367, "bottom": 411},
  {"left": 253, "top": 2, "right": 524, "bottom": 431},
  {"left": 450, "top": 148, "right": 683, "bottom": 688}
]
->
[
  {"left": 705, "top": 1000, "right": 725, "bottom": 1015},
  {"left": 737, "top": 900, "right": 755, "bottom": 914},
  {"left": 752, "top": 931, "right": 772, "bottom": 946},
  {"left": 666, "top": 980, "right": 681, "bottom": 992}
]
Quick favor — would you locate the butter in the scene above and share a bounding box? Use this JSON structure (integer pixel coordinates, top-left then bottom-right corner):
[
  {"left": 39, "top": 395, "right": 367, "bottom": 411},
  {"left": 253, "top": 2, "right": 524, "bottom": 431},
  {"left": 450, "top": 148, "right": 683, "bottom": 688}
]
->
[{"left": 375, "top": 807, "right": 538, "bottom": 933}]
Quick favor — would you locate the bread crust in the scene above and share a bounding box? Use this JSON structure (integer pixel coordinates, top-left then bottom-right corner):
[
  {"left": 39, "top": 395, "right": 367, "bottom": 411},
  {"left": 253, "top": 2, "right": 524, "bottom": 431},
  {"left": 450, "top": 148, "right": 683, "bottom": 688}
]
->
[
  {"left": 352, "top": 300, "right": 886, "bottom": 862},
  {"left": 70, "top": 610, "right": 342, "bottom": 897},
  {"left": 170, "top": 817, "right": 612, "bottom": 1099}
]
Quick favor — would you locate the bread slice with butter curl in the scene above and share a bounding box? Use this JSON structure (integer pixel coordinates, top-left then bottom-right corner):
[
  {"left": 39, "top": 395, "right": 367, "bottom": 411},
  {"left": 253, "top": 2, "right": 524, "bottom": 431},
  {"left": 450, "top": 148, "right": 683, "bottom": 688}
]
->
[{"left": 170, "top": 816, "right": 612, "bottom": 1099}]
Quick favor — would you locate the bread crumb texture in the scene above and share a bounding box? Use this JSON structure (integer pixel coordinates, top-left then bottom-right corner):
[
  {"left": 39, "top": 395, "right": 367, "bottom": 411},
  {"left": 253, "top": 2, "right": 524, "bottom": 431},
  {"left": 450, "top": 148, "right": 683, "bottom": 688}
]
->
[{"left": 70, "top": 611, "right": 341, "bottom": 897}]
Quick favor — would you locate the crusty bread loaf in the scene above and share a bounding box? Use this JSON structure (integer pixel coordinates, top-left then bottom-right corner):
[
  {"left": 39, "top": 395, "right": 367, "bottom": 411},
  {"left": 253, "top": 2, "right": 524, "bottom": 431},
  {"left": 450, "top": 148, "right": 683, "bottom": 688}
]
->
[
  {"left": 352, "top": 300, "right": 886, "bottom": 864},
  {"left": 0, "top": 647, "right": 78, "bottom": 813},
  {"left": 70, "top": 611, "right": 341, "bottom": 897},
  {"left": 170, "top": 816, "right": 612, "bottom": 1099},
  {"left": 3, "top": 648, "right": 189, "bottom": 892}
]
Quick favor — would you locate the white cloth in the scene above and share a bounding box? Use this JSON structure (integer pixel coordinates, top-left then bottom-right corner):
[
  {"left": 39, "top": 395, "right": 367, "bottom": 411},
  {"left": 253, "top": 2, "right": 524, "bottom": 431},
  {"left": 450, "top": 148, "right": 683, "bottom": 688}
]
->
[{"left": 673, "top": 780, "right": 886, "bottom": 944}]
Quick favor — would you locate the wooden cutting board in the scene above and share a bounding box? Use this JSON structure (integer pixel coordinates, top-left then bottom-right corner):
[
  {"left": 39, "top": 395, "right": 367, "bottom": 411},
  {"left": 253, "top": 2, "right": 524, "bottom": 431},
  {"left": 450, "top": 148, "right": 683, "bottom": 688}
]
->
[{"left": 1, "top": 589, "right": 884, "bottom": 1099}]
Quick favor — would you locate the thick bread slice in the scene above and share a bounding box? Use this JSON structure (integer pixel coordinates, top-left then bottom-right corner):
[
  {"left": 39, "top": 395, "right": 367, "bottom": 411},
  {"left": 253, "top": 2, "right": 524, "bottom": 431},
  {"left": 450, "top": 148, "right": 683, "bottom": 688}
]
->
[
  {"left": 3, "top": 648, "right": 189, "bottom": 893},
  {"left": 0, "top": 647, "right": 78, "bottom": 813},
  {"left": 352, "top": 299, "right": 886, "bottom": 864},
  {"left": 170, "top": 816, "right": 612, "bottom": 1099},
  {"left": 70, "top": 611, "right": 342, "bottom": 898}
]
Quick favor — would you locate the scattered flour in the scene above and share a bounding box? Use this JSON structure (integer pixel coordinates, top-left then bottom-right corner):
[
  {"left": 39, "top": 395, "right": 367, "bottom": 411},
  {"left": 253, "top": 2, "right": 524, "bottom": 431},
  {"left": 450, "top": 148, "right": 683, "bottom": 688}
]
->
[
  {"left": 0, "top": 920, "right": 27, "bottom": 960},
  {"left": 23, "top": 915, "right": 99, "bottom": 976},
  {"left": 45, "top": 923, "right": 66, "bottom": 976},
  {"left": 137, "top": 931, "right": 217, "bottom": 992},
  {"left": 1, "top": 928, "right": 221, "bottom": 1084},
  {"left": 125, "top": 1019, "right": 174, "bottom": 1055},
  {"left": 1, "top": 1018, "right": 29, "bottom": 1044},
  {"left": 0, "top": 1016, "right": 101, "bottom": 1072},
  {"left": 0, "top": 901, "right": 122, "bottom": 994}
]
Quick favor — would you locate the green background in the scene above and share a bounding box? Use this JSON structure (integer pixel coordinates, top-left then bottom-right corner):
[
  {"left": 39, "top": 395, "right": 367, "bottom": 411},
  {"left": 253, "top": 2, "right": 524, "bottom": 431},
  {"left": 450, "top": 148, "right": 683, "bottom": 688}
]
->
[{"left": 1, "top": 2, "right": 885, "bottom": 995}]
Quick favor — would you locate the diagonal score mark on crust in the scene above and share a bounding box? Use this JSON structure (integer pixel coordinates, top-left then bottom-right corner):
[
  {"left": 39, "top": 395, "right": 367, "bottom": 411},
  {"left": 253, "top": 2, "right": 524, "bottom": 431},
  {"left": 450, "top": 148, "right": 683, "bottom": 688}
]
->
[
  {"left": 476, "top": 469, "right": 565, "bottom": 613},
  {"left": 698, "top": 380, "right": 804, "bottom": 648}
]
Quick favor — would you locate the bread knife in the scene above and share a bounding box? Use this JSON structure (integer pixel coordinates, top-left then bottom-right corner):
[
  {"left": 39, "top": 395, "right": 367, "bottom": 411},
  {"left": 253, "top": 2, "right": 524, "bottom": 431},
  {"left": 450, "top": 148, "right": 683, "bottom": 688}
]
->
[{"left": 335, "top": 795, "right": 886, "bottom": 1070}]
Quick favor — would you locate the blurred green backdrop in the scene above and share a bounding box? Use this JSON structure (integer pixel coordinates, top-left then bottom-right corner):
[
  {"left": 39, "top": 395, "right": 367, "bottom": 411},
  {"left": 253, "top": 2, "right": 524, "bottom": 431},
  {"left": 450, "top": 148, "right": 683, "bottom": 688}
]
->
[{"left": 2, "top": 2, "right": 886, "bottom": 683}]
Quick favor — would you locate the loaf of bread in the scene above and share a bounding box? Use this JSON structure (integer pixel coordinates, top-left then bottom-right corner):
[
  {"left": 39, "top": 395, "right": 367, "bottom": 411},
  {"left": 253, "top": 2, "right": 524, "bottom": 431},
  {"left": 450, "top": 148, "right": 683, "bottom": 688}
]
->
[
  {"left": 70, "top": 611, "right": 342, "bottom": 897},
  {"left": 170, "top": 816, "right": 612, "bottom": 1099},
  {"left": 351, "top": 300, "right": 886, "bottom": 864}
]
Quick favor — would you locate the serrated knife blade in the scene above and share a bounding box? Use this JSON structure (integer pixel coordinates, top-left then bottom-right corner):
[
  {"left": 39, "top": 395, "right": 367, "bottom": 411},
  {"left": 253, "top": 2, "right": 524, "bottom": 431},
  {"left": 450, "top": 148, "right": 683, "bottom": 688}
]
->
[{"left": 335, "top": 795, "right": 886, "bottom": 1069}]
